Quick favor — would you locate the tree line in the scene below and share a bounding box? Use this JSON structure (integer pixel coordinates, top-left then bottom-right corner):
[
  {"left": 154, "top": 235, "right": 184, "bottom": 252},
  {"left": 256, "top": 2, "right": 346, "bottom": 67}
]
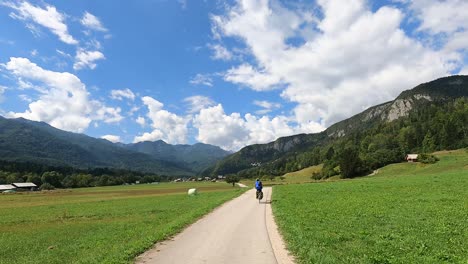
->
[{"left": 0, "top": 160, "right": 176, "bottom": 190}]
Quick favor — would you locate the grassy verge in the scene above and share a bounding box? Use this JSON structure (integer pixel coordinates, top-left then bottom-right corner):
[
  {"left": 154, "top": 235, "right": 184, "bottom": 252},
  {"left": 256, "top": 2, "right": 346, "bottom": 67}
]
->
[
  {"left": 0, "top": 182, "right": 243, "bottom": 264},
  {"left": 272, "top": 149, "right": 468, "bottom": 263}
]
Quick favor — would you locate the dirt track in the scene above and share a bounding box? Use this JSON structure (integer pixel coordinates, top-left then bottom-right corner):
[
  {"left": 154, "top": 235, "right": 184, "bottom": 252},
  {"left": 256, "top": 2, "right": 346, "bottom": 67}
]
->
[{"left": 136, "top": 187, "right": 294, "bottom": 264}]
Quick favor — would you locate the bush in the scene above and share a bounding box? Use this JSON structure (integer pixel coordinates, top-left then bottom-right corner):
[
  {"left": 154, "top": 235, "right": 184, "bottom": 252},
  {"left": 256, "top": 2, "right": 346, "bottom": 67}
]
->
[
  {"left": 225, "top": 175, "right": 240, "bottom": 186},
  {"left": 39, "top": 183, "right": 55, "bottom": 190},
  {"left": 419, "top": 154, "right": 439, "bottom": 164},
  {"left": 320, "top": 161, "right": 339, "bottom": 179},
  {"left": 311, "top": 172, "right": 323, "bottom": 180},
  {"left": 41, "top": 171, "right": 63, "bottom": 188}
]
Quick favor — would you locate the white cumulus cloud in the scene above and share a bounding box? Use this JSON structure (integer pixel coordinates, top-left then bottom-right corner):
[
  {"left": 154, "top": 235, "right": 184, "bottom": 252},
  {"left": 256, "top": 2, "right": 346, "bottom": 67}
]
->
[
  {"left": 224, "top": 63, "right": 283, "bottom": 91},
  {"left": 193, "top": 104, "right": 322, "bottom": 151},
  {"left": 193, "top": 104, "right": 249, "bottom": 150},
  {"left": 101, "top": 134, "right": 120, "bottom": 143},
  {"left": 110, "top": 88, "right": 136, "bottom": 101},
  {"left": 190, "top": 73, "right": 213, "bottom": 87},
  {"left": 4, "top": 1, "right": 78, "bottom": 45},
  {"left": 81, "top": 11, "right": 107, "bottom": 32},
  {"left": 133, "top": 96, "right": 188, "bottom": 144},
  {"left": 136, "top": 116, "right": 146, "bottom": 127},
  {"left": 0, "top": 85, "right": 6, "bottom": 103},
  {"left": 4, "top": 57, "right": 122, "bottom": 133},
  {"left": 208, "top": 43, "right": 233, "bottom": 60},
  {"left": 407, "top": 0, "right": 468, "bottom": 35},
  {"left": 73, "top": 49, "right": 105, "bottom": 70},
  {"left": 253, "top": 100, "right": 281, "bottom": 115},
  {"left": 405, "top": 0, "right": 468, "bottom": 57},
  {"left": 184, "top": 95, "right": 216, "bottom": 113}
]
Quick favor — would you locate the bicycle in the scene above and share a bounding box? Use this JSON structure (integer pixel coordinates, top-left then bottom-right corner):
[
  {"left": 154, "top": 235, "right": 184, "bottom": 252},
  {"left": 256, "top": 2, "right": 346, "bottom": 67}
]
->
[{"left": 256, "top": 190, "right": 263, "bottom": 203}]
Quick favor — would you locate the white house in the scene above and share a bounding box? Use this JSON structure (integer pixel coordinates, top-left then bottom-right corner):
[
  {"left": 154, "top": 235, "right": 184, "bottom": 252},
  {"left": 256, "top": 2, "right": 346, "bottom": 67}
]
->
[{"left": 405, "top": 154, "right": 419, "bottom": 162}]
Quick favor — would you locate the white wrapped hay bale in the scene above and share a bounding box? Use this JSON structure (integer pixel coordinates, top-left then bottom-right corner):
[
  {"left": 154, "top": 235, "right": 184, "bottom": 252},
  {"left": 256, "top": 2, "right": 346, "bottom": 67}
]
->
[{"left": 188, "top": 188, "right": 198, "bottom": 196}]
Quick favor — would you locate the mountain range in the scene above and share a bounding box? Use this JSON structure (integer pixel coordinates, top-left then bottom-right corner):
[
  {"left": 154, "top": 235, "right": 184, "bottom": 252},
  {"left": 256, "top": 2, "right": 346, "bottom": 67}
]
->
[
  {"left": 1, "top": 75, "right": 466, "bottom": 178},
  {"left": 0, "top": 117, "right": 230, "bottom": 175},
  {"left": 122, "top": 140, "right": 231, "bottom": 173}
]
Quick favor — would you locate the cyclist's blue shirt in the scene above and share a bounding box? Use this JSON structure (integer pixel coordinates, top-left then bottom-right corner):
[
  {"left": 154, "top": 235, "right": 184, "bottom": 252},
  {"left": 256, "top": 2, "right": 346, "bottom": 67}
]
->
[{"left": 255, "top": 181, "right": 262, "bottom": 190}]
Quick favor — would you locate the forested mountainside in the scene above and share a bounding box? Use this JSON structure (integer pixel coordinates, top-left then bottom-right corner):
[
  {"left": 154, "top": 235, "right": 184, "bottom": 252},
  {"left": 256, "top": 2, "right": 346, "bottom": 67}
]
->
[
  {"left": 0, "top": 117, "right": 192, "bottom": 175},
  {"left": 205, "top": 75, "right": 468, "bottom": 179}
]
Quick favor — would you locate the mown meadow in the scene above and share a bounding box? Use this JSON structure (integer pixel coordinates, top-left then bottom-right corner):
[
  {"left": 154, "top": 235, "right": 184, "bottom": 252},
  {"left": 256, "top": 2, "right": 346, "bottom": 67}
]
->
[
  {"left": 0, "top": 182, "right": 243, "bottom": 264},
  {"left": 273, "top": 149, "right": 468, "bottom": 263}
]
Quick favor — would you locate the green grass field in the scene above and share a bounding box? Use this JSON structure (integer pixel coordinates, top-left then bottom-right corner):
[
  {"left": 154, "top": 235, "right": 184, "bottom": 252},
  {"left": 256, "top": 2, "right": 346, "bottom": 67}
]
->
[
  {"left": 240, "top": 164, "right": 323, "bottom": 187},
  {"left": 0, "top": 182, "right": 243, "bottom": 264},
  {"left": 273, "top": 149, "right": 468, "bottom": 263},
  {"left": 280, "top": 164, "right": 323, "bottom": 183}
]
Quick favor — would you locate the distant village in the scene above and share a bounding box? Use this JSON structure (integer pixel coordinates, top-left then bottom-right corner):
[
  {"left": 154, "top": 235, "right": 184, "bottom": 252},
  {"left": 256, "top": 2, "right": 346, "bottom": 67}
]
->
[{"left": 173, "top": 175, "right": 225, "bottom": 183}]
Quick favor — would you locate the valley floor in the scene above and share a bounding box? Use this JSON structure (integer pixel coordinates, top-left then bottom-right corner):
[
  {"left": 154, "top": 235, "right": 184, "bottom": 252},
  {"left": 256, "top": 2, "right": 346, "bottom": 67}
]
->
[{"left": 0, "top": 182, "right": 244, "bottom": 263}]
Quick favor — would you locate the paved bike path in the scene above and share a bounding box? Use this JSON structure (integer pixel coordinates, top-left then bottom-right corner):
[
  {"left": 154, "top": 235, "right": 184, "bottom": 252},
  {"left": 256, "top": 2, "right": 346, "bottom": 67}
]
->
[{"left": 136, "top": 187, "right": 281, "bottom": 264}]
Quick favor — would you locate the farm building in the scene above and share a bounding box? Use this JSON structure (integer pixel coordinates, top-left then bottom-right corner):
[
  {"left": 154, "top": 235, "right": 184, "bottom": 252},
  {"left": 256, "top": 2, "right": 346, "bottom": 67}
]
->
[
  {"left": 12, "top": 182, "right": 37, "bottom": 191},
  {"left": 0, "top": 184, "right": 16, "bottom": 192},
  {"left": 405, "top": 154, "right": 419, "bottom": 162}
]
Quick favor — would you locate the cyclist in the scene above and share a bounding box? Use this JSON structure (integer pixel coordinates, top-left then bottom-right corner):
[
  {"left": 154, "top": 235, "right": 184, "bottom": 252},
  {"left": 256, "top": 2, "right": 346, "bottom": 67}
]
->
[{"left": 255, "top": 178, "right": 263, "bottom": 199}]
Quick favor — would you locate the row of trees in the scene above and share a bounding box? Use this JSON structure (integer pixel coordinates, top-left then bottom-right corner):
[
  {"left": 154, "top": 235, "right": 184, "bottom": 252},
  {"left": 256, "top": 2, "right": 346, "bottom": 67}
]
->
[{"left": 0, "top": 161, "right": 176, "bottom": 189}]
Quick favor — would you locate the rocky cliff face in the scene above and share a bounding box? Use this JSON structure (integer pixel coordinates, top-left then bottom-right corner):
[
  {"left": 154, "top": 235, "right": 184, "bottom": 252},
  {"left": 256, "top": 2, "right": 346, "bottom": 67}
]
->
[
  {"left": 363, "top": 103, "right": 390, "bottom": 122},
  {"left": 328, "top": 92, "right": 440, "bottom": 137},
  {"left": 269, "top": 135, "right": 306, "bottom": 152},
  {"left": 386, "top": 94, "right": 432, "bottom": 121}
]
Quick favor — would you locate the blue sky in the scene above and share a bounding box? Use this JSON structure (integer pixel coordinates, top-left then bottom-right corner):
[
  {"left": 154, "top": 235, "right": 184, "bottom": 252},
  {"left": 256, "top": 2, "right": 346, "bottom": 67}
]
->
[{"left": 0, "top": 0, "right": 467, "bottom": 150}]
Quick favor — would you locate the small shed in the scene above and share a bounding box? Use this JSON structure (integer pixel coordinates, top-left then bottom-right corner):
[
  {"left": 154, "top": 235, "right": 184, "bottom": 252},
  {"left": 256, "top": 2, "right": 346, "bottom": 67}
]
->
[
  {"left": 405, "top": 154, "right": 418, "bottom": 162},
  {"left": 0, "top": 184, "right": 16, "bottom": 192},
  {"left": 12, "top": 182, "right": 37, "bottom": 191}
]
